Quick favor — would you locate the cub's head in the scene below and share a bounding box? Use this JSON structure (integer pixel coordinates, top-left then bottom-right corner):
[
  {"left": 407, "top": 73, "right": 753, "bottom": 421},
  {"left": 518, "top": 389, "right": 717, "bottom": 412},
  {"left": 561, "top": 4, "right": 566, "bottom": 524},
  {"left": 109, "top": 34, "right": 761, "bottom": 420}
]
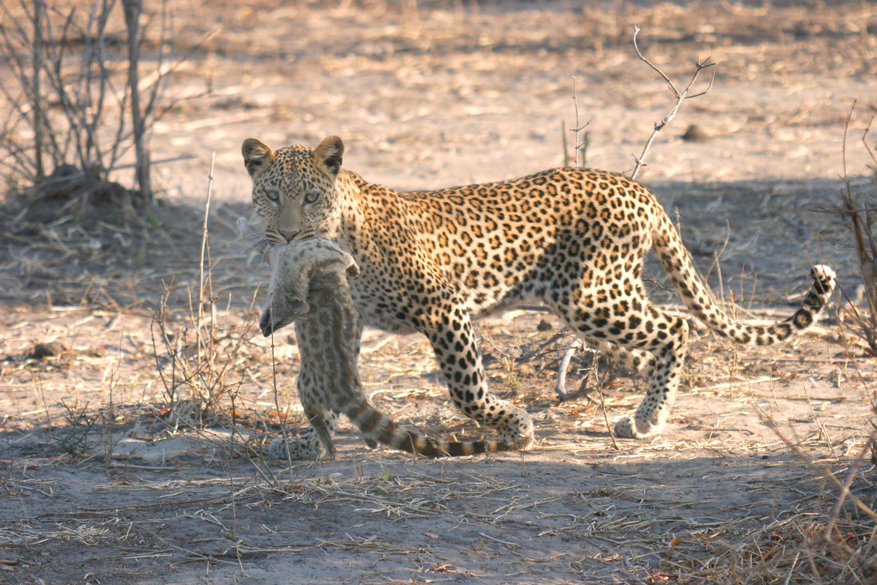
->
[{"left": 241, "top": 136, "right": 345, "bottom": 245}]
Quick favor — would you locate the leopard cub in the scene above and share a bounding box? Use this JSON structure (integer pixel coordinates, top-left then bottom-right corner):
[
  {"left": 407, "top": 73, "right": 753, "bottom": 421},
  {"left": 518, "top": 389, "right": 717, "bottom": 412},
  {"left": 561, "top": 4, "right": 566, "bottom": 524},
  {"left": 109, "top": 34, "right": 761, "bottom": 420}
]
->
[{"left": 239, "top": 218, "right": 526, "bottom": 460}]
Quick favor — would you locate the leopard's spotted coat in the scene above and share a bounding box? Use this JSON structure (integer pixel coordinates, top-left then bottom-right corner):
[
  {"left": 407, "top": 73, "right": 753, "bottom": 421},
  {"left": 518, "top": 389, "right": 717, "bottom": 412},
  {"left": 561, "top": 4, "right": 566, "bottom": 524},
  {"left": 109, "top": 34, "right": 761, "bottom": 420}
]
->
[{"left": 241, "top": 136, "right": 836, "bottom": 447}]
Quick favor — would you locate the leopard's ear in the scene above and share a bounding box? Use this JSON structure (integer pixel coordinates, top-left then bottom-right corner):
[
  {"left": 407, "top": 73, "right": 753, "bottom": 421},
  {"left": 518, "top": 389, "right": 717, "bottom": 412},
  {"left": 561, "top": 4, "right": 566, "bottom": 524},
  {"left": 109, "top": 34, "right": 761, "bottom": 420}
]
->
[
  {"left": 313, "top": 136, "right": 344, "bottom": 176},
  {"left": 242, "top": 138, "right": 275, "bottom": 177}
]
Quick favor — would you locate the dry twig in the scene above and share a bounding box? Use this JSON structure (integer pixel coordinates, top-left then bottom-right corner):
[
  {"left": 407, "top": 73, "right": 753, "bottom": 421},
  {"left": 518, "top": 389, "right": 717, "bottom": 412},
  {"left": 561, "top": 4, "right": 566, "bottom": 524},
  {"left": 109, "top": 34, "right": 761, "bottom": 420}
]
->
[{"left": 629, "top": 25, "right": 715, "bottom": 180}]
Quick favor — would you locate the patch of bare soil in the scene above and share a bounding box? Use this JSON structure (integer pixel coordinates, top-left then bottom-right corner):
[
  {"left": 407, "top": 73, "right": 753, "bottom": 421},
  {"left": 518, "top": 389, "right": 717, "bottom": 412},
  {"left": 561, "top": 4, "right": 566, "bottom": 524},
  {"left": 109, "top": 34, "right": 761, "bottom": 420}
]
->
[{"left": 2, "top": 1, "right": 877, "bottom": 584}]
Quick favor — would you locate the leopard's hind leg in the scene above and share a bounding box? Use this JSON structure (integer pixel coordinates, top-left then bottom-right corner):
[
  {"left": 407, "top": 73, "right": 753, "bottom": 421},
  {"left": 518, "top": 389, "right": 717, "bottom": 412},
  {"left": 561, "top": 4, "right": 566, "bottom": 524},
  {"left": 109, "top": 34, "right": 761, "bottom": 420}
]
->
[
  {"left": 268, "top": 362, "right": 341, "bottom": 460},
  {"left": 559, "top": 293, "right": 689, "bottom": 439}
]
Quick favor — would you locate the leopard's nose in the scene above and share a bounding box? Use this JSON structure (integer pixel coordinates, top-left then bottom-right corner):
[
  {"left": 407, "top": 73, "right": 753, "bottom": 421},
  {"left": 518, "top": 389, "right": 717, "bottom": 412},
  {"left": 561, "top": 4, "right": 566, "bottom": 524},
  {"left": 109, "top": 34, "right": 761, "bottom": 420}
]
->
[{"left": 279, "top": 230, "right": 298, "bottom": 243}]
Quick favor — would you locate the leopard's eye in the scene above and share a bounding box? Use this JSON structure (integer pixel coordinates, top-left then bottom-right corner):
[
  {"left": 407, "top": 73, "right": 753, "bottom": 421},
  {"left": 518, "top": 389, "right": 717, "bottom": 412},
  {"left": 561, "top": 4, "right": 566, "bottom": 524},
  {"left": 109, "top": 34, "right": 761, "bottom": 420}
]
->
[
  {"left": 304, "top": 192, "right": 320, "bottom": 204},
  {"left": 266, "top": 190, "right": 280, "bottom": 202}
]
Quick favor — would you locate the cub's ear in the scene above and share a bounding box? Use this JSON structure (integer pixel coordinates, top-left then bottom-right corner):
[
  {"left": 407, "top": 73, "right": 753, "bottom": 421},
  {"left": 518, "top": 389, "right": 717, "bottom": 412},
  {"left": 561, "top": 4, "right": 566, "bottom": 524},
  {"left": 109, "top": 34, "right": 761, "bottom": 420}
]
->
[
  {"left": 242, "top": 138, "right": 275, "bottom": 177},
  {"left": 313, "top": 136, "right": 344, "bottom": 176}
]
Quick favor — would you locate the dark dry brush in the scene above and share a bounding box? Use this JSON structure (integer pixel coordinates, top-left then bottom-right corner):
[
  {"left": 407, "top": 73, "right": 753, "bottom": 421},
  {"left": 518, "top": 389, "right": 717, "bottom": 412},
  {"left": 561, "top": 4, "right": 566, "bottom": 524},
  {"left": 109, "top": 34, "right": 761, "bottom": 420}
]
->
[
  {"left": 833, "top": 106, "right": 877, "bottom": 357},
  {"left": 0, "top": 0, "right": 197, "bottom": 209}
]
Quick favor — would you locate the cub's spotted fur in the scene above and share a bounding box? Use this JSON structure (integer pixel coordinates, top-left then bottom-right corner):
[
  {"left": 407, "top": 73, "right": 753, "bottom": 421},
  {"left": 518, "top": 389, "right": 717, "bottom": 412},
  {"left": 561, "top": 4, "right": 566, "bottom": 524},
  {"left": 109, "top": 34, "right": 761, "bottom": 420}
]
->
[
  {"left": 242, "top": 136, "right": 836, "bottom": 446},
  {"left": 239, "top": 219, "right": 525, "bottom": 459}
]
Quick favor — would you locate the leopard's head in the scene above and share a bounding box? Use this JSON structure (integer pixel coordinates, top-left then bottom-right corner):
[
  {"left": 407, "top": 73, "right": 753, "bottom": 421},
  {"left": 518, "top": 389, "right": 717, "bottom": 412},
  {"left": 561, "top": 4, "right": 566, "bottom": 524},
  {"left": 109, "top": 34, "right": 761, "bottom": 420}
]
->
[{"left": 241, "top": 136, "right": 345, "bottom": 245}]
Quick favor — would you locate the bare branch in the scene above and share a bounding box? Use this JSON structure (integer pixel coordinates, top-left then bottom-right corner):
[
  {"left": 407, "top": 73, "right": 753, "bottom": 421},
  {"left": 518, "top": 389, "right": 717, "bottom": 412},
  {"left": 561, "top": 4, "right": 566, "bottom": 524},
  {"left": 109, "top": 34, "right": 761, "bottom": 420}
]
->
[
  {"left": 632, "top": 24, "right": 678, "bottom": 96},
  {"left": 32, "top": 0, "right": 44, "bottom": 179},
  {"left": 630, "top": 26, "right": 716, "bottom": 180},
  {"left": 566, "top": 74, "right": 593, "bottom": 167},
  {"left": 685, "top": 60, "right": 716, "bottom": 99}
]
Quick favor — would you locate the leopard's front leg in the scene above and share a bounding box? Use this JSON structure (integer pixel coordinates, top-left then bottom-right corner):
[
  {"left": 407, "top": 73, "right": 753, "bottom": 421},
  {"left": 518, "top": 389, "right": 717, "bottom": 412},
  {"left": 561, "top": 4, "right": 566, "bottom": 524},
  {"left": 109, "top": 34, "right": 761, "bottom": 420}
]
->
[{"left": 424, "top": 305, "right": 534, "bottom": 449}]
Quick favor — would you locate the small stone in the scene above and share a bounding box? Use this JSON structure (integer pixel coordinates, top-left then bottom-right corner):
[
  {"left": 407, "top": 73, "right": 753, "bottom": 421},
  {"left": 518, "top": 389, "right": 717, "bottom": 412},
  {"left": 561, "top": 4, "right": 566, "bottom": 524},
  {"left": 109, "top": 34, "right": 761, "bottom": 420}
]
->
[
  {"left": 680, "top": 124, "right": 710, "bottom": 143},
  {"left": 29, "top": 342, "right": 68, "bottom": 359}
]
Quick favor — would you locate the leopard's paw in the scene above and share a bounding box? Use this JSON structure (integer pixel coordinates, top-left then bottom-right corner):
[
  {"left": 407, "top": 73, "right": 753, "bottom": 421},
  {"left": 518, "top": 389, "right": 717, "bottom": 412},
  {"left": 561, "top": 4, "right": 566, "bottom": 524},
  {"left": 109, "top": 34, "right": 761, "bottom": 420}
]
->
[
  {"left": 613, "top": 415, "right": 664, "bottom": 439},
  {"left": 268, "top": 436, "right": 324, "bottom": 461},
  {"left": 494, "top": 401, "right": 535, "bottom": 447}
]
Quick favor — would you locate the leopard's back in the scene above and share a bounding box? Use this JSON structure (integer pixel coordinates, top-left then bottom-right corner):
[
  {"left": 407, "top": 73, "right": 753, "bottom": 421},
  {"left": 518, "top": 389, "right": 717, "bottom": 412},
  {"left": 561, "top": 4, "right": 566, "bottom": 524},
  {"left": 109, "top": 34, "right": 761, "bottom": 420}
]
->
[{"left": 343, "top": 167, "right": 659, "bottom": 329}]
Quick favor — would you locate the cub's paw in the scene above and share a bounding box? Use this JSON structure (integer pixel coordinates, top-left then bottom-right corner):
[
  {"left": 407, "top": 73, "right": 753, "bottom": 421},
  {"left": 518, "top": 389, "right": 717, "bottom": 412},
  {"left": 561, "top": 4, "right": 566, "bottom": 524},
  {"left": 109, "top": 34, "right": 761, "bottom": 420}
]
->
[{"left": 613, "top": 416, "right": 637, "bottom": 439}]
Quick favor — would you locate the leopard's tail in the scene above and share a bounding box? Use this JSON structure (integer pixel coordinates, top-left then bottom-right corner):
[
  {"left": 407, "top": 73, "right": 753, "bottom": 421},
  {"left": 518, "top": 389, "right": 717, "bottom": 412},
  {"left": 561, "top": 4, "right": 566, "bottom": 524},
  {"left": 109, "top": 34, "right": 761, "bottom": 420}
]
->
[
  {"left": 339, "top": 393, "right": 525, "bottom": 457},
  {"left": 652, "top": 212, "right": 836, "bottom": 345}
]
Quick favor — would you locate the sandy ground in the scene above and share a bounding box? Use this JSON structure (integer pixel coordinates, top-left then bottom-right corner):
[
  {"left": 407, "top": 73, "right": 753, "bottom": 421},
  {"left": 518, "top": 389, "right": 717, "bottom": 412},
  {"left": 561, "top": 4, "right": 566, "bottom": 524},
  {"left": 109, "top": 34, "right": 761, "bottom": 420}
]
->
[{"left": 2, "top": 1, "right": 877, "bottom": 584}]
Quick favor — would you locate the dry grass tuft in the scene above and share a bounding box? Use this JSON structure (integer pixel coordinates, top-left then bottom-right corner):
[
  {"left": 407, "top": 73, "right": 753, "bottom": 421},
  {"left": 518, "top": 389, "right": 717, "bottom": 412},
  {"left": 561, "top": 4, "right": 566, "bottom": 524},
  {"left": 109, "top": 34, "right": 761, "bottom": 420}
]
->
[
  {"left": 1, "top": 521, "right": 110, "bottom": 548},
  {"left": 150, "top": 283, "right": 256, "bottom": 430},
  {"left": 650, "top": 511, "right": 877, "bottom": 584},
  {"left": 149, "top": 160, "right": 253, "bottom": 430},
  {"left": 145, "top": 157, "right": 278, "bottom": 468},
  {"left": 646, "top": 352, "right": 877, "bottom": 585}
]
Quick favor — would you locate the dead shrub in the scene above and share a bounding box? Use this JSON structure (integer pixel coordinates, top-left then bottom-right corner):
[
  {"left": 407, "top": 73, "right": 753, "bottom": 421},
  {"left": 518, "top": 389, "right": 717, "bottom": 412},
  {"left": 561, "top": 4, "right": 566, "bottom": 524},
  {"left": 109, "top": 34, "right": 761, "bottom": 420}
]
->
[
  {"left": 835, "top": 106, "right": 877, "bottom": 356},
  {"left": 0, "top": 0, "right": 180, "bottom": 211}
]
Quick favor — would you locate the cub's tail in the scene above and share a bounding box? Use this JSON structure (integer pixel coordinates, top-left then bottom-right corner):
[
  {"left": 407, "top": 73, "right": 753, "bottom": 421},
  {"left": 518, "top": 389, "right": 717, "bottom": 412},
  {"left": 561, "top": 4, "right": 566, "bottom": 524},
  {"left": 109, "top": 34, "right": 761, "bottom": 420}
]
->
[
  {"left": 341, "top": 395, "right": 529, "bottom": 457},
  {"left": 652, "top": 213, "right": 835, "bottom": 345}
]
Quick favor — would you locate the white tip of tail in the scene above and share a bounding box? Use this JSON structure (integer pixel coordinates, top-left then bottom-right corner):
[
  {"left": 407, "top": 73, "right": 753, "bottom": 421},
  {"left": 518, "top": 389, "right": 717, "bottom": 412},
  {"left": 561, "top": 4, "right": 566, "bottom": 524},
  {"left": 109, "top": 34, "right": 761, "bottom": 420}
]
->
[{"left": 811, "top": 265, "right": 836, "bottom": 279}]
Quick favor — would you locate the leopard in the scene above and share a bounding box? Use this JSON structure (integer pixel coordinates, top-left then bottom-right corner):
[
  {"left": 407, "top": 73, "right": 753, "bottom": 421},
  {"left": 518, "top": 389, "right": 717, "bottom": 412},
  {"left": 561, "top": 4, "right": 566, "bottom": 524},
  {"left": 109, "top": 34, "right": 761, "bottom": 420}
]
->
[
  {"left": 238, "top": 217, "right": 526, "bottom": 459},
  {"left": 241, "top": 135, "right": 836, "bottom": 446}
]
